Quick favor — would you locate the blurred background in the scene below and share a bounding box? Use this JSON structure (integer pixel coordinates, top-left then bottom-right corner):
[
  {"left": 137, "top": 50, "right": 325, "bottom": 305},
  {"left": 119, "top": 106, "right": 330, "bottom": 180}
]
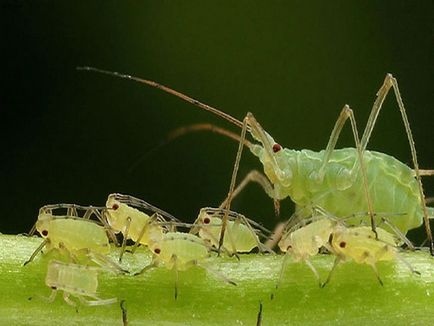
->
[{"left": 1, "top": 1, "right": 433, "bottom": 243}]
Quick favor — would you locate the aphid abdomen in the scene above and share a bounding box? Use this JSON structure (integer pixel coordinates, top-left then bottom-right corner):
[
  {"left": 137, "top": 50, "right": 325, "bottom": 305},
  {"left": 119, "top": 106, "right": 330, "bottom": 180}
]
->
[
  {"left": 155, "top": 233, "right": 209, "bottom": 270},
  {"left": 227, "top": 222, "right": 258, "bottom": 252},
  {"left": 46, "top": 261, "right": 99, "bottom": 297},
  {"left": 287, "top": 148, "right": 422, "bottom": 234},
  {"left": 49, "top": 219, "right": 110, "bottom": 254}
]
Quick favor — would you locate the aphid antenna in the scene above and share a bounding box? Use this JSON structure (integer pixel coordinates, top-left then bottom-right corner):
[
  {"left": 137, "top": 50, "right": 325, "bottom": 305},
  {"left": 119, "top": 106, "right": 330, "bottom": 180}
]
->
[{"left": 77, "top": 66, "right": 246, "bottom": 130}]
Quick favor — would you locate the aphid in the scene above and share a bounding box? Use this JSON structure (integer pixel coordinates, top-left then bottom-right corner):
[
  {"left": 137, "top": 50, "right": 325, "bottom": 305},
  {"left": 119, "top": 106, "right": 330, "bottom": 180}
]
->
[
  {"left": 104, "top": 193, "right": 180, "bottom": 261},
  {"left": 191, "top": 207, "right": 271, "bottom": 255},
  {"left": 77, "top": 67, "right": 433, "bottom": 254},
  {"left": 322, "top": 225, "right": 419, "bottom": 286},
  {"left": 135, "top": 232, "right": 236, "bottom": 299},
  {"left": 25, "top": 204, "right": 124, "bottom": 273},
  {"left": 277, "top": 217, "right": 335, "bottom": 287},
  {"left": 44, "top": 260, "right": 117, "bottom": 306}
]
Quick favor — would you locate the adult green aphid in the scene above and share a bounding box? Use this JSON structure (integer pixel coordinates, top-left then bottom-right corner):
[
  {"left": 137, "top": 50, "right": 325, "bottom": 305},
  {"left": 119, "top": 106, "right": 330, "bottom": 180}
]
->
[
  {"left": 105, "top": 193, "right": 180, "bottom": 262},
  {"left": 135, "top": 232, "right": 236, "bottom": 299},
  {"left": 77, "top": 67, "right": 434, "bottom": 254},
  {"left": 25, "top": 204, "right": 124, "bottom": 273},
  {"left": 191, "top": 207, "right": 272, "bottom": 255},
  {"left": 44, "top": 260, "right": 117, "bottom": 306}
]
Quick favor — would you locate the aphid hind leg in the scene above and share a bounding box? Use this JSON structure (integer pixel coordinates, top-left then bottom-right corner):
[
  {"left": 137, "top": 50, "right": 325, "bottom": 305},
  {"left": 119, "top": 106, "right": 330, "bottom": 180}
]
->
[
  {"left": 321, "top": 256, "right": 342, "bottom": 288},
  {"left": 130, "top": 214, "right": 157, "bottom": 254},
  {"left": 193, "top": 260, "right": 237, "bottom": 286},
  {"left": 317, "top": 105, "right": 377, "bottom": 237},
  {"left": 361, "top": 74, "right": 433, "bottom": 255}
]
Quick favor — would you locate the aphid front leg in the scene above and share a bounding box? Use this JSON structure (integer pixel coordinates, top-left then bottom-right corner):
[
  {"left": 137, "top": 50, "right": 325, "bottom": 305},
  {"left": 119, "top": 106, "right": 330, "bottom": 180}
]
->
[
  {"left": 321, "top": 256, "right": 342, "bottom": 288},
  {"left": 119, "top": 216, "right": 132, "bottom": 262}
]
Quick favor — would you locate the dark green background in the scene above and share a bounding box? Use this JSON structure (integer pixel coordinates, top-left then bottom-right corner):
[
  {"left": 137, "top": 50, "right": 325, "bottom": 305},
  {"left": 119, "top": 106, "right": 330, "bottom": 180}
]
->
[{"left": 2, "top": 1, "right": 433, "bottom": 242}]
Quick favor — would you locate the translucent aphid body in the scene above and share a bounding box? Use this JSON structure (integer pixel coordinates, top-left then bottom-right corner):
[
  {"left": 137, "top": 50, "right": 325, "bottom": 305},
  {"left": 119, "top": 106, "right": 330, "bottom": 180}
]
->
[
  {"left": 193, "top": 208, "right": 268, "bottom": 254},
  {"left": 322, "top": 225, "right": 418, "bottom": 286},
  {"left": 255, "top": 146, "right": 423, "bottom": 234},
  {"left": 137, "top": 232, "right": 236, "bottom": 298},
  {"left": 149, "top": 232, "right": 209, "bottom": 270},
  {"left": 331, "top": 225, "right": 397, "bottom": 266},
  {"left": 45, "top": 260, "right": 117, "bottom": 306},
  {"left": 278, "top": 218, "right": 334, "bottom": 261},
  {"left": 105, "top": 194, "right": 164, "bottom": 247},
  {"left": 37, "top": 213, "right": 110, "bottom": 254}
]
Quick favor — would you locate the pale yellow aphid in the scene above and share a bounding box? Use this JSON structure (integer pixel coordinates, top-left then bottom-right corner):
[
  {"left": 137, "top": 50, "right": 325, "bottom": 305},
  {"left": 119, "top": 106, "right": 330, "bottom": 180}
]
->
[
  {"left": 323, "top": 225, "right": 415, "bottom": 286},
  {"left": 276, "top": 217, "right": 335, "bottom": 289},
  {"left": 45, "top": 260, "right": 117, "bottom": 306},
  {"left": 25, "top": 205, "right": 125, "bottom": 273},
  {"left": 191, "top": 207, "right": 271, "bottom": 255},
  {"left": 136, "top": 232, "right": 236, "bottom": 299},
  {"left": 104, "top": 193, "right": 180, "bottom": 261}
]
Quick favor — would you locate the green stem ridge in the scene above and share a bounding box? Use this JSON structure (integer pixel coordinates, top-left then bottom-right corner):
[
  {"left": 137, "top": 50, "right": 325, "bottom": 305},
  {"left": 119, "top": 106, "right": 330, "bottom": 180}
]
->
[{"left": 1, "top": 234, "right": 433, "bottom": 325}]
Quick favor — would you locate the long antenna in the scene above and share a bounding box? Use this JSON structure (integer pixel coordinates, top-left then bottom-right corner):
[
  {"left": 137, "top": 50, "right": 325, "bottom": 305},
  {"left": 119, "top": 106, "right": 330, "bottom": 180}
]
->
[{"left": 77, "top": 66, "right": 245, "bottom": 129}]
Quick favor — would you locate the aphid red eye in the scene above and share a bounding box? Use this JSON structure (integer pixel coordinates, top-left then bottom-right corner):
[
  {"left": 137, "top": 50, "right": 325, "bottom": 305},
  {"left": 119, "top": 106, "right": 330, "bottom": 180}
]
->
[
  {"left": 154, "top": 248, "right": 161, "bottom": 254},
  {"left": 203, "top": 217, "right": 210, "bottom": 224},
  {"left": 42, "top": 230, "right": 48, "bottom": 236},
  {"left": 272, "top": 143, "right": 282, "bottom": 153},
  {"left": 339, "top": 241, "right": 346, "bottom": 248},
  {"left": 112, "top": 204, "right": 119, "bottom": 210}
]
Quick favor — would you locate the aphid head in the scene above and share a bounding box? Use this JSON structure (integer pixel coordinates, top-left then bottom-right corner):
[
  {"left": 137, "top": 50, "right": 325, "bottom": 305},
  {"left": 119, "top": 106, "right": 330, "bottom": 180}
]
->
[
  {"left": 105, "top": 196, "right": 124, "bottom": 229},
  {"left": 35, "top": 213, "right": 52, "bottom": 238},
  {"left": 246, "top": 113, "right": 293, "bottom": 189},
  {"left": 197, "top": 209, "right": 219, "bottom": 227}
]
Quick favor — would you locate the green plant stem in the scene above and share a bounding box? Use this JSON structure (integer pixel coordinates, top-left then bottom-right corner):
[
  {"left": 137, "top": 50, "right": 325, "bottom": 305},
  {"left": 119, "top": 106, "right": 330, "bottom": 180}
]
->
[{"left": 1, "top": 234, "right": 434, "bottom": 325}]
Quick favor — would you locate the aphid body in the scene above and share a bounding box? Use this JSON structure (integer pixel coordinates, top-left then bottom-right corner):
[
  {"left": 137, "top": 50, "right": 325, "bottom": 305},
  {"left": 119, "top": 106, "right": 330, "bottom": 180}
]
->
[
  {"left": 45, "top": 260, "right": 117, "bottom": 306},
  {"left": 278, "top": 218, "right": 334, "bottom": 261},
  {"left": 105, "top": 194, "right": 163, "bottom": 247},
  {"left": 193, "top": 208, "right": 266, "bottom": 254},
  {"left": 37, "top": 213, "right": 110, "bottom": 254}
]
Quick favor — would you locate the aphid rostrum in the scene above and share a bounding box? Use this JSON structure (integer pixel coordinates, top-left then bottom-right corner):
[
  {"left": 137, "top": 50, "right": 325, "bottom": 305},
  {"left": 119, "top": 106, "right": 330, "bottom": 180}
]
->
[
  {"left": 77, "top": 67, "right": 434, "bottom": 254},
  {"left": 44, "top": 260, "right": 117, "bottom": 306}
]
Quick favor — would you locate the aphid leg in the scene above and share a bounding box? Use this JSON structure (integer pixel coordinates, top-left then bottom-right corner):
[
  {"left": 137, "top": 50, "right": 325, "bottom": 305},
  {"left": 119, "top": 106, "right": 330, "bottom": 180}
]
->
[
  {"left": 219, "top": 170, "right": 279, "bottom": 216},
  {"left": 395, "top": 254, "right": 421, "bottom": 276},
  {"left": 274, "top": 253, "right": 291, "bottom": 298},
  {"left": 85, "top": 250, "right": 129, "bottom": 274},
  {"left": 170, "top": 255, "right": 179, "bottom": 300},
  {"left": 256, "top": 301, "right": 263, "bottom": 326},
  {"left": 193, "top": 260, "right": 237, "bottom": 286},
  {"left": 95, "top": 209, "right": 119, "bottom": 245},
  {"left": 23, "top": 239, "right": 48, "bottom": 266},
  {"left": 46, "top": 287, "right": 58, "bottom": 303},
  {"left": 134, "top": 261, "right": 158, "bottom": 276},
  {"left": 78, "top": 295, "right": 117, "bottom": 306},
  {"left": 63, "top": 292, "right": 77, "bottom": 306},
  {"left": 321, "top": 256, "right": 342, "bottom": 288},
  {"left": 119, "top": 216, "right": 132, "bottom": 262},
  {"left": 130, "top": 214, "right": 156, "bottom": 254},
  {"left": 120, "top": 300, "right": 128, "bottom": 326},
  {"left": 219, "top": 116, "right": 248, "bottom": 255},
  {"left": 316, "top": 105, "right": 376, "bottom": 237},
  {"left": 379, "top": 217, "right": 415, "bottom": 250},
  {"left": 419, "top": 170, "right": 434, "bottom": 177},
  {"left": 304, "top": 259, "right": 322, "bottom": 287},
  {"left": 360, "top": 74, "right": 433, "bottom": 255},
  {"left": 368, "top": 262, "right": 383, "bottom": 286},
  {"left": 265, "top": 222, "right": 286, "bottom": 250}
]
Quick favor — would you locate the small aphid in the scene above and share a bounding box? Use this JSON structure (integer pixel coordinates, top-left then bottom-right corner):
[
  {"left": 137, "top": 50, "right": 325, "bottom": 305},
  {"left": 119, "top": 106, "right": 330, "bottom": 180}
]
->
[
  {"left": 191, "top": 207, "right": 271, "bottom": 255},
  {"left": 323, "top": 225, "right": 418, "bottom": 286},
  {"left": 135, "top": 232, "right": 236, "bottom": 299},
  {"left": 276, "top": 217, "right": 335, "bottom": 288},
  {"left": 105, "top": 193, "right": 180, "bottom": 261},
  {"left": 25, "top": 205, "right": 125, "bottom": 273},
  {"left": 44, "top": 260, "right": 117, "bottom": 306}
]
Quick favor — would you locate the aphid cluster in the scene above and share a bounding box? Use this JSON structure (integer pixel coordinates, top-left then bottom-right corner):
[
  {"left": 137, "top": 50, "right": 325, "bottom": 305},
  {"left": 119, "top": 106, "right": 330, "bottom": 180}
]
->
[{"left": 25, "top": 69, "right": 433, "bottom": 317}]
